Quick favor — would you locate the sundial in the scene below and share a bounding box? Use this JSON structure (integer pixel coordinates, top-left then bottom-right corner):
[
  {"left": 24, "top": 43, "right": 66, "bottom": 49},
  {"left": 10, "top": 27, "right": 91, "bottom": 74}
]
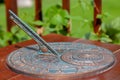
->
[{"left": 7, "top": 10, "right": 116, "bottom": 80}]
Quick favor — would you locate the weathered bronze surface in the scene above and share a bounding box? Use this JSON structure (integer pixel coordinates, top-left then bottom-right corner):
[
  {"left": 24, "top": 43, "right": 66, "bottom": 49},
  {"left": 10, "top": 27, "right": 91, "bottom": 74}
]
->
[{"left": 7, "top": 42, "right": 115, "bottom": 80}]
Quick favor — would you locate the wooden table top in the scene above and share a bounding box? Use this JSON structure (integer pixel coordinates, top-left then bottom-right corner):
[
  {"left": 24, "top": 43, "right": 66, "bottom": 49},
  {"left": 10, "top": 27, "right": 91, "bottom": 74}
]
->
[{"left": 0, "top": 34, "right": 120, "bottom": 80}]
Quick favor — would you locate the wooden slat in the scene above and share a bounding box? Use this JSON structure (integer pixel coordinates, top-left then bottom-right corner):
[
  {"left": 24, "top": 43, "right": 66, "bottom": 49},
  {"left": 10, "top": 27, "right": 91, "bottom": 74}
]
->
[
  {"left": 94, "top": 0, "right": 102, "bottom": 33},
  {"left": 62, "top": 0, "right": 70, "bottom": 13},
  {"left": 5, "top": 0, "right": 18, "bottom": 32},
  {"left": 62, "top": 0, "right": 71, "bottom": 33},
  {"left": 34, "top": 0, "right": 43, "bottom": 35},
  {"left": 35, "top": 0, "right": 42, "bottom": 21}
]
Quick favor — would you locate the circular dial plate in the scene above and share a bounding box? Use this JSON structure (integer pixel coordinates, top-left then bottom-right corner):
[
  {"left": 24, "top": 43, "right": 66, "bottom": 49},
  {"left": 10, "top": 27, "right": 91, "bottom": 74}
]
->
[{"left": 7, "top": 42, "right": 115, "bottom": 80}]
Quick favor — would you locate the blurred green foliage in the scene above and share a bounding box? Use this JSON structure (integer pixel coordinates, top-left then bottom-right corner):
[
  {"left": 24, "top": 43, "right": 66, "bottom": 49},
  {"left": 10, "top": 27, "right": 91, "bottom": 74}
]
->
[
  {"left": 86, "top": 15, "right": 120, "bottom": 44},
  {"left": 0, "top": 26, "right": 31, "bottom": 47},
  {"left": 33, "top": 5, "right": 70, "bottom": 35},
  {"left": 0, "top": 0, "right": 120, "bottom": 48}
]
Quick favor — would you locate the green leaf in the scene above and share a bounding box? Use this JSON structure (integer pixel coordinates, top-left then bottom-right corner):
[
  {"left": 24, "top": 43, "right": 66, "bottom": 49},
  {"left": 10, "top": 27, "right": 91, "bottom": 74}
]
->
[
  {"left": 50, "top": 14, "right": 63, "bottom": 25},
  {"left": 99, "top": 33, "right": 112, "bottom": 43},
  {"left": 103, "top": 17, "right": 120, "bottom": 37},
  {"left": 45, "top": 5, "right": 61, "bottom": 18},
  {"left": 62, "top": 19, "right": 69, "bottom": 26},
  {"left": 32, "top": 21, "right": 44, "bottom": 26},
  {"left": 11, "top": 26, "right": 20, "bottom": 34},
  {"left": 0, "top": 39, "right": 8, "bottom": 47},
  {"left": 85, "top": 32, "right": 99, "bottom": 40},
  {"left": 100, "top": 37, "right": 112, "bottom": 43},
  {"left": 111, "top": 17, "right": 120, "bottom": 31},
  {"left": 59, "top": 9, "right": 70, "bottom": 19},
  {"left": 3, "top": 32, "right": 12, "bottom": 41}
]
